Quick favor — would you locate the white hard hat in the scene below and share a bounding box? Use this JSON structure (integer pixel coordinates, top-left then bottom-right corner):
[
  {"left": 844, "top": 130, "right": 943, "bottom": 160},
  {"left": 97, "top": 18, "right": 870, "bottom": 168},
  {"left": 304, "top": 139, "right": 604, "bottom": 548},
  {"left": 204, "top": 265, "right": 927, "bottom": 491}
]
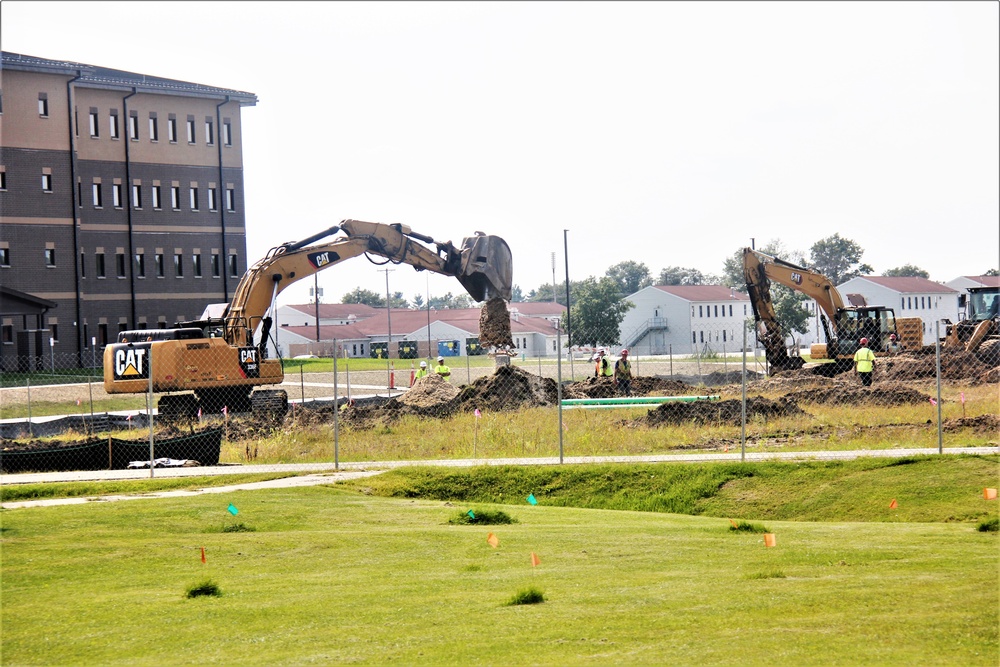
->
[
  {"left": 437, "top": 355, "right": 444, "bottom": 361},
  {"left": 420, "top": 361, "right": 427, "bottom": 367}
]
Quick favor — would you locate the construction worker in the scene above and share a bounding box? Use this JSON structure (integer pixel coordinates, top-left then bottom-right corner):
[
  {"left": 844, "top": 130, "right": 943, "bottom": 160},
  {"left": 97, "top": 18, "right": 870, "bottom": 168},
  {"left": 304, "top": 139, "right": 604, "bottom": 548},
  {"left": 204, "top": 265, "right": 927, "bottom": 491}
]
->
[
  {"left": 414, "top": 360, "right": 430, "bottom": 382},
  {"left": 885, "top": 333, "right": 902, "bottom": 355},
  {"left": 434, "top": 355, "right": 452, "bottom": 381},
  {"left": 854, "top": 337, "right": 876, "bottom": 387},
  {"left": 595, "top": 349, "right": 613, "bottom": 378},
  {"left": 614, "top": 349, "right": 633, "bottom": 396}
]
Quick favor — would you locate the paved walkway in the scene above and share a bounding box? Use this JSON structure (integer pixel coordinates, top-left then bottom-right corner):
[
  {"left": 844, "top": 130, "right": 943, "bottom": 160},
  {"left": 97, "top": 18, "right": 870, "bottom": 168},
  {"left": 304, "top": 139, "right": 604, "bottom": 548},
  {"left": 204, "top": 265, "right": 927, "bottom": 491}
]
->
[{"left": 3, "top": 446, "right": 996, "bottom": 510}]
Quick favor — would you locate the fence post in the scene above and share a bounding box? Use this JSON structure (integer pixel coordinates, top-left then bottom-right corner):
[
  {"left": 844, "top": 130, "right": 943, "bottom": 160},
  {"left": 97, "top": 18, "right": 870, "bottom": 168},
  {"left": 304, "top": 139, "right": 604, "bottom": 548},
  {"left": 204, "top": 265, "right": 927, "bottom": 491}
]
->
[
  {"left": 147, "top": 363, "right": 155, "bottom": 478},
  {"left": 741, "top": 322, "right": 747, "bottom": 461},
  {"left": 935, "top": 322, "right": 943, "bottom": 454},
  {"left": 300, "top": 365, "right": 305, "bottom": 404},
  {"left": 466, "top": 353, "right": 471, "bottom": 385},
  {"left": 557, "top": 329, "right": 564, "bottom": 464},
  {"left": 333, "top": 339, "right": 339, "bottom": 471},
  {"left": 669, "top": 344, "right": 673, "bottom": 377},
  {"left": 26, "top": 378, "right": 33, "bottom": 438}
]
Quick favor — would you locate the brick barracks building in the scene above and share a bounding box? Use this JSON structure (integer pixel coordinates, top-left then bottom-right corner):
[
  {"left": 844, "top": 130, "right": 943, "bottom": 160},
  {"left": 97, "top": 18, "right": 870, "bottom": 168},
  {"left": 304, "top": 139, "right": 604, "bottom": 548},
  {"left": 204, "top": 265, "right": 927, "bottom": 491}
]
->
[{"left": 0, "top": 52, "right": 256, "bottom": 370}]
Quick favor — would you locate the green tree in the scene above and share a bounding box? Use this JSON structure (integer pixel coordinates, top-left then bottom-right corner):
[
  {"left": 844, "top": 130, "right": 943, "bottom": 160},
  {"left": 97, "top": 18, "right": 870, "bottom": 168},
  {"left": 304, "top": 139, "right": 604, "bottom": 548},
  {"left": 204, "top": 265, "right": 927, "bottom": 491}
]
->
[
  {"left": 569, "top": 277, "right": 635, "bottom": 347},
  {"left": 411, "top": 294, "right": 425, "bottom": 309},
  {"left": 658, "top": 266, "right": 710, "bottom": 286},
  {"left": 882, "top": 265, "right": 930, "bottom": 278},
  {"left": 342, "top": 287, "right": 385, "bottom": 307},
  {"left": 526, "top": 281, "right": 585, "bottom": 306},
  {"left": 605, "top": 261, "right": 652, "bottom": 297},
  {"left": 510, "top": 285, "right": 524, "bottom": 302},
  {"left": 429, "top": 292, "right": 475, "bottom": 309},
  {"left": 809, "top": 234, "right": 873, "bottom": 285},
  {"left": 389, "top": 291, "right": 409, "bottom": 308}
]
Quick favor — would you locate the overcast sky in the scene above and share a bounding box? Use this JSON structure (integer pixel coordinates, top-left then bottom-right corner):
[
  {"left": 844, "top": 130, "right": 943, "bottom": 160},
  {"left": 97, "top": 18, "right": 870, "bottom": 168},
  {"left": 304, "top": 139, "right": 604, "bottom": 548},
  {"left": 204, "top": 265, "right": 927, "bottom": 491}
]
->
[{"left": 4, "top": 1, "right": 998, "bottom": 306}]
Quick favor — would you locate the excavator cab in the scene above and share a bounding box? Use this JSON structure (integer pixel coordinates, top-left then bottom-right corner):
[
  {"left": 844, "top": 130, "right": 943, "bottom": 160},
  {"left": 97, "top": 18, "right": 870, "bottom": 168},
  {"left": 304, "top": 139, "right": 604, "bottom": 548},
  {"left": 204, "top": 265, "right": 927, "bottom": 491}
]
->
[{"left": 456, "top": 234, "right": 513, "bottom": 302}]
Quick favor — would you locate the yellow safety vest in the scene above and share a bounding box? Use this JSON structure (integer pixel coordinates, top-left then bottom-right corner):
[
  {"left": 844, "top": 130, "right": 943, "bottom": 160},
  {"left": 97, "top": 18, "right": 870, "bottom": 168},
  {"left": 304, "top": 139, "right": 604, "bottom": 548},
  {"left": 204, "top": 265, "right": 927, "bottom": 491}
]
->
[
  {"left": 854, "top": 347, "right": 876, "bottom": 373},
  {"left": 598, "top": 356, "right": 613, "bottom": 377},
  {"left": 415, "top": 368, "right": 429, "bottom": 379},
  {"left": 434, "top": 364, "right": 451, "bottom": 377},
  {"left": 615, "top": 359, "right": 632, "bottom": 380}
]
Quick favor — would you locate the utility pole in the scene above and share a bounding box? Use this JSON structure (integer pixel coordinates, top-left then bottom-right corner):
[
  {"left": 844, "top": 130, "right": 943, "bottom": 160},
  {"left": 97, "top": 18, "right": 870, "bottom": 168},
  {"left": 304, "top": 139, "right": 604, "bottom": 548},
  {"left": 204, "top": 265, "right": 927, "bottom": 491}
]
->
[
  {"left": 381, "top": 268, "right": 394, "bottom": 390},
  {"left": 551, "top": 252, "right": 557, "bottom": 303}
]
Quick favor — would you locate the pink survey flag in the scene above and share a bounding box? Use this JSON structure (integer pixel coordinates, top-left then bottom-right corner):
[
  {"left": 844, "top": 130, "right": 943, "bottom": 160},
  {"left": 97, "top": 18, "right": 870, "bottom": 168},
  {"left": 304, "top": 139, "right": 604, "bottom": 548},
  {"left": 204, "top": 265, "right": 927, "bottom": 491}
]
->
[{"left": 474, "top": 408, "right": 481, "bottom": 419}]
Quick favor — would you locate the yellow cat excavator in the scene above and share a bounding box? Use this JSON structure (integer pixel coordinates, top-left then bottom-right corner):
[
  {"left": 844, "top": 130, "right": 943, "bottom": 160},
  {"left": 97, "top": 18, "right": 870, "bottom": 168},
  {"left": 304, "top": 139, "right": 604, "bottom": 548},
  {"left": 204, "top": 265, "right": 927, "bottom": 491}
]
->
[
  {"left": 104, "top": 220, "right": 513, "bottom": 418},
  {"left": 743, "top": 248, "right": 922, "bottom": 374}
]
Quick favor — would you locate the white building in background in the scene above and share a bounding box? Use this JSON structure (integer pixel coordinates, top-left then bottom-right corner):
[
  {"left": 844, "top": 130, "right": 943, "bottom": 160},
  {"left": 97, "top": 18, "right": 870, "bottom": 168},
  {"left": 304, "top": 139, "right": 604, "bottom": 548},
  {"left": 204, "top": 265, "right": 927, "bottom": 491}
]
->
[
  {"left": 619, "top": 285, "right": 752, "bottom": 356},
  {"left": 945, "top": 275, "right": 1000, "bottom": 321},
  {"left": 835, "top": 276, "right": 959, "bottom": 345}
]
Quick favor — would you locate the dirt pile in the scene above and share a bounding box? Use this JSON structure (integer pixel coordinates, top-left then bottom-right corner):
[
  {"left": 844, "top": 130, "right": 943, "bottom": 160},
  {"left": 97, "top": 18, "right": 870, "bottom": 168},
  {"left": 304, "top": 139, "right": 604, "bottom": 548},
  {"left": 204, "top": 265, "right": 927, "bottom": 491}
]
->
[
  {"left": 942, "top": 413, "right": 1000, "bottom": 435},
  {"left": 640, "top": 396, "right": 807, "bottom": 427},
  {"left": 783, "top": 381, "right": 932, "bottom": 406},
  {"left": 879, "top": 348, "right": 996, "bottom": 383},
  {"left": 478, "top": 297, "right": 514, "bottom": 350},
  {"left": 563, "top": 376, "right": 693, "bottom": 399},
  {"left": 397, "top": 373, "right": 459, "bottom": 407},
  {"left": 453, "top": 364, "right": 558, "bottom": 411}
]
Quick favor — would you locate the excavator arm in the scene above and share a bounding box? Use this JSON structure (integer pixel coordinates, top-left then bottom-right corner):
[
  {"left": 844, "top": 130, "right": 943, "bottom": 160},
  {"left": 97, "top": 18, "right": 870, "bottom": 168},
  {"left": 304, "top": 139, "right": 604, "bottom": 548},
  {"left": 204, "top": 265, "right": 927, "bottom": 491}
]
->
[
  {"left": 223, "top": 219, "right": 513, "bottom": 350},
  {"left": 742, "top": 248, "right": 847, "bottom": 371}
]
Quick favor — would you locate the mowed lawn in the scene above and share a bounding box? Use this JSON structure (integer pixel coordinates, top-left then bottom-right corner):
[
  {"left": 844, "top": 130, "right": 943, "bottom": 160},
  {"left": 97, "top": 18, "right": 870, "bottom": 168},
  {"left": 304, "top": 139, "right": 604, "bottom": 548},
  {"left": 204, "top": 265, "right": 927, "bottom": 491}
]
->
[{"left": 2, "top": 484, "right": 997, "bottom": 666}]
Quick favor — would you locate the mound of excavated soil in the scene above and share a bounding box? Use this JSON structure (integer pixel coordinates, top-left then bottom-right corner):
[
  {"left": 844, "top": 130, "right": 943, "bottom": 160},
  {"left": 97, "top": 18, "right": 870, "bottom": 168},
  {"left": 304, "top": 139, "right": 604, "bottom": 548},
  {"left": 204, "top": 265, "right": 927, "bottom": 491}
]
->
[
  {"left": 783, "top": 382, "right": 932, "bottom": 406},
  {"left": 943, "top": 413, "right": 1000, "bottom": 435},
  {"left": 879, "top": 348, "right": 996, "bottom": 383},
  {"left": 397, "top": 373, "right": 459, "bottom": 407},
  {"left": 640, "top": 396, "right": 807, "bottom": 427},
  {"left": 562, "top": 376, "right": 693, "bottom": 399},
  {"left": 453, "top": 364, "right": 559, "bottom": 411}
]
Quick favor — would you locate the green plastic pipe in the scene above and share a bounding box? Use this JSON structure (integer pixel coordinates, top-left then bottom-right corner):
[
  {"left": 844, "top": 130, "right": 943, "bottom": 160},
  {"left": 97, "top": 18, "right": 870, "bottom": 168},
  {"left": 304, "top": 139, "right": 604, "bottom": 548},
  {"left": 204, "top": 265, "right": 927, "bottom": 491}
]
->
[{"left": 560, "top": 395, "right": 719, "bottom": 406}]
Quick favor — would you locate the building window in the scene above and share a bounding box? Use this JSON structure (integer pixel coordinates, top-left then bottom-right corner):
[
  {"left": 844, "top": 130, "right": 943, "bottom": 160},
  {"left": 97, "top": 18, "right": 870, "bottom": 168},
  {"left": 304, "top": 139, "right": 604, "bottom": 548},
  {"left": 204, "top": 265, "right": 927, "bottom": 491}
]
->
[
  {"left": 109, "top": 113, "right": 120, "bottom": 139},
  {"left": 167, "top": 117, "right": 177, "bottom": 142},
  {"left": 149, "top": 116, "right": 159, "bottom": 142},
  {"left": 699, "top": 331, "right": 704, "bottom": 343},
  {"left": 174, "top": 253, "right": 183, "bottom": 277},
  {"left": 155, "top": 253, "right": 164, "bottom": 277},
  {"left": 189, "top": 186, "right": 199, "bottom": 210},
  {"left": 192, "top": 253, "right": 202, "bottom": 278},
  {"left": 152, "top": 185, "right": 162, "bottom": 209},
  {"left": 187, "top": 118, "right": 196, "bottom": 143},
  {"left": 229, "top": 253, "right": 239, "bottom": 278},
  {"left": 42, "top": 173, "right": 53, "bottom": 192},
  {"left": 80, "top": 251, "right": 86, "bottom": 277},
  {"left": 89, "top": 110, "right": 99, "bottom": 137},
  {"left": 729, "top": 305, "right": 733, "bottom": 316},
  {"left": 116, "top": 252, "right": 126, "bottom": 278},
  {"left": 714, "top": 305, "right": 719, "bottom": 317},
  {"left": 112, "top": 183, "right": 123, "bottom": 209},
  {"left": 45, "top": 247, "right": 56, "bottom": 267},
  {"left": 1, "top": 247, "right": 10, "bottom": 266},
  {"left": 38, "top": 94, "right": 48, "bottom": 117},
  {"left": 0, "top": 170, "right": 6, "bottom": 190},
  {"left": 171, "top": 186, "right": 180, "bottom": 210},
  {"left": 3, "top": 324, "right": 14, "bottom": 344},
  {"left": 226, "top": 188, "right": 235, "bottom": 211},
  {"left": 129, "top": 114, "right": 139, "bottom": 140},
  {"left": 135, "top": 252, "right": 145, "bottom": 278},
  {"left": 207, "top": 187, "right": 217, "bottom": 211},
  {"left": 132, "top": 183, "right": 142, "bottom": 208},
  {"left": 92, "top": 183, "right": 103, "bottom": 208},
  {"left": 96, "top": 251, "right": 106, "bottom": 277},
  {"left": 698, "top": 305, "right": 703, "bottom": 318},
  {"left": 212, "top": 253, "right": 221, "bottom": 278},
  {"left": 205, "top": 119, "right": 214, "bottom": 145},
  {"left": 223, "top": 121, "right": 232, "bottom": 146},
  {"left": 98, "top": 323, "right": 109, "bottom": 347}
]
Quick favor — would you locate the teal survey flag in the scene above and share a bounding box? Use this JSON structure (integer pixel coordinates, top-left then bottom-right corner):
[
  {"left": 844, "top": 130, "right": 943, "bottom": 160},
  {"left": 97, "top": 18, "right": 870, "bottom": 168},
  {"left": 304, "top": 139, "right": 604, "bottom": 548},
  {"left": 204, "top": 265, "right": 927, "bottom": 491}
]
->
[
  {"left": 527, "top": 494, "right": 537, "bottom": 505},
  {"left": 228, "top": 503, "right": 239, "bottom": 515},
  {"left": 468, "top": 510, "right": 476, "bottom": 519}
]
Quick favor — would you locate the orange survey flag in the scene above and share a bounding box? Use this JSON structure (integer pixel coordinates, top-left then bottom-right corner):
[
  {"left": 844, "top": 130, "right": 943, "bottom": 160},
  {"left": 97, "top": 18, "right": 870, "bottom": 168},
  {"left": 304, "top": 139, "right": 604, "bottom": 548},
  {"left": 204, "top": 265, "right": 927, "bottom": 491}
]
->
[
  {"left": 984, "top": 488, "right": 998, "bottom": 500},
  {"left": 530, "top": 552, "right": 541, "bottom": 567},
  {"left": 200, "top": 546, "right": 206, "bottom": 563},
  {"left": 486, "top": 533, "right": 499, "bottom": 549},
  {"left": 763, "top": 534, "right": 776, "bottom": 548},
  {"left": 889, "top": 499, "right": 898, "bottom": 509}
]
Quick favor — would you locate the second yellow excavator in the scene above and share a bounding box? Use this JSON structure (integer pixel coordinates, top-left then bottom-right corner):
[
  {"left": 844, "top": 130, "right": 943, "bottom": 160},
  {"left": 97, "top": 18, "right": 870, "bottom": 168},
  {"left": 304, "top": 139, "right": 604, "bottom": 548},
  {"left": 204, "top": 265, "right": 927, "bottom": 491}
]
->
[{"left": 743, "top": 248, "right": 922, "bottom": 373}]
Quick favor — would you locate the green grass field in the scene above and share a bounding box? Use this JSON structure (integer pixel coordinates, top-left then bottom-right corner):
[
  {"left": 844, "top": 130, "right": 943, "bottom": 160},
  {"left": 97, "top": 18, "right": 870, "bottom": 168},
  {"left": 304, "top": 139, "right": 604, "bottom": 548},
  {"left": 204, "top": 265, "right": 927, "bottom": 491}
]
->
[{"left": 2, "top": 457, "right": 998, "bottom": 666}]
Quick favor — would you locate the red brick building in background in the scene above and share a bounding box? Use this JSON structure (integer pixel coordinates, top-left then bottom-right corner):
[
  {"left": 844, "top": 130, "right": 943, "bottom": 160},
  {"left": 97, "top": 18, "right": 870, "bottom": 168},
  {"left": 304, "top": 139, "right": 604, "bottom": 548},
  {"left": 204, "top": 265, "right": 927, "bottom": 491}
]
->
[{"left": 0, "top": 52, "right": 256, "bottom": 370}]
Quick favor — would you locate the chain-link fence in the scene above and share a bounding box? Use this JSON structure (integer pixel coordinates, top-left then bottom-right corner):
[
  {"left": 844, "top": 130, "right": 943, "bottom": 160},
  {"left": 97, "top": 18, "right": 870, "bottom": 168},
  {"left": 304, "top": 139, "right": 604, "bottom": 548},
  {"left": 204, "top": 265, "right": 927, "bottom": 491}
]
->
[{"left": 2, "top": 320, "right": 997, "bottom": 476}]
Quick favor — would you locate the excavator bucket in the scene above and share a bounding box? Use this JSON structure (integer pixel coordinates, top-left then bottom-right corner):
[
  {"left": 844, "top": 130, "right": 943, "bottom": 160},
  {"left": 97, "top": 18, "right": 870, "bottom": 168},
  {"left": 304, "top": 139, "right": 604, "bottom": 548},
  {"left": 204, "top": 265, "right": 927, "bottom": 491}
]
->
[{"left": 457, "top": 234, "right": 513, "bottom": 302}]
